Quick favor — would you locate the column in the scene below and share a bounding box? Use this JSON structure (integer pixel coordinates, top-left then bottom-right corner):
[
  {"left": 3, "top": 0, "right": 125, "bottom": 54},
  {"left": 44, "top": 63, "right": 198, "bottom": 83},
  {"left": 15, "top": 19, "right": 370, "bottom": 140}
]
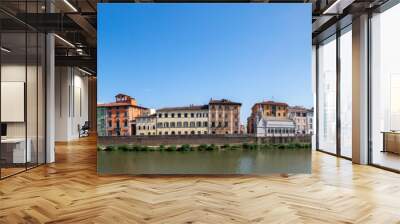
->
[
  {"left": 46, "top": 32, "right": 55, "bottom": 163},
  {"left": 352, "top": 14, "right": 369, "bottom": 164}
]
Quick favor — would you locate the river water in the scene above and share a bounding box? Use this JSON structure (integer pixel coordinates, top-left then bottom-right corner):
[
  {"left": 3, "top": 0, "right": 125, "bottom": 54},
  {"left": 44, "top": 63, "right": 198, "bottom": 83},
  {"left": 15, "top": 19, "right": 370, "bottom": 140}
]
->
[{"left": 98, "top": 148, "right": 311, "bottom": 174}]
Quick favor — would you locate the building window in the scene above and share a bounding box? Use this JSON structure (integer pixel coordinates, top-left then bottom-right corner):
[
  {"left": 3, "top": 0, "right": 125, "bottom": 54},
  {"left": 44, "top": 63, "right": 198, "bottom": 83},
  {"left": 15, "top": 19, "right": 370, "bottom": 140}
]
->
[
  {"left": 225, "top": 113, "right": 228, "bottom": 118},
  {"left": 153, "top": 125, "right": 155, "bottom": 129},
  {"left": 124, "top": 120, "right": 128, "bottom": 127},
  {"left": 184, "top": 113, "right": 188, "bottom": 118},
  {"left": 190, "top": 122, "right": 195, "bottom": 127},
  {"left": 108, "top": 121, "right": 112, "bottom": 127},
  {"left": 177, "top": 122, "right": 182, "bottom": 127},
  {"left": 164, "top": 122, "right": 169, "bottom": 128},
  {"left": 159, "top": 131, "right": 162, "bottom": 135},
  {"left": 178, "top": 113, "right": 181, "bottom": 118},
  {"left": 170, "top": 122, "right": 175, "bottom": 128},
  {"left": 165, "top": 131, "right": 168, "bottom": 135},
  {"left": 116, "top": 120, "right": 120, "bottom": 129},
  {"left": 203, "top": 121, "right": 208, "bottom": 127},
  {"left": 116, "top": 112, "right": 120, "bottom": 117},
  {"left": 183, "top": 122, "right": 188, "bottom": 127},
  {"left": 198, "top": 131, "right": 201, "bottom": 134},
  {"left": 108, "top": 111, "right": 112, "bottom": 117},
  {"left": 191, "top": 113, "right": 194, "bottom": 118},
  {"left": 218, "top": 122, "right": 222, "bottom": 127},
  {"left": 191, "top": 131, "right": 195, "bottom": 135},
  {"left": 171, "top": 131, "right": 175, "bottom": 135},
  {"left": 184, "top": 131, "right": 188, "bottom": 135},
  {"left": 211, "top": 122, "right": 215, "bottom": 128},
  {"left": 224, "top": 121, "right": 228, "bottom": 127},
  {"left": 171, "top": 113, "right": 175, "bottom": 118},
  {"left": 204, "top": 131, "right": 207, "bottom": 134},
  {"left": 138, "top": 126, "right": 141, "bottom": 130},
  {"left": 157, "top": 122, "right": 162, "bottom": 128},
  {"left": 178, "top": 131, "right": 181, "bottom": 135},
  {"left": 158, "top": 113, "right": 162, "bottom": 118},
  {"left": 164, "top": 113, "right": 168, "bottom": 118},
  {"left": 197, "top": 121, "right": 202, "bottom": 127},
  {"left": 124, "top": 111, "right": 128, "bottom": 117}
]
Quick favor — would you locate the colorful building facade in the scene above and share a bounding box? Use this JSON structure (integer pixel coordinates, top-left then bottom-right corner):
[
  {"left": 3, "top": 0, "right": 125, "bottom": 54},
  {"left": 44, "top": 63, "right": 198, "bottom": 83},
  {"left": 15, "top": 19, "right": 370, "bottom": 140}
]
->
[
  {"left": 208, "top": 99, "right": 241, "bottom": 135},
  {"left": 247, "top": 101, "right": 289, "bottom": 134},
  {"left": 97, "top": 94, "right": 149, "bottom": 136}
]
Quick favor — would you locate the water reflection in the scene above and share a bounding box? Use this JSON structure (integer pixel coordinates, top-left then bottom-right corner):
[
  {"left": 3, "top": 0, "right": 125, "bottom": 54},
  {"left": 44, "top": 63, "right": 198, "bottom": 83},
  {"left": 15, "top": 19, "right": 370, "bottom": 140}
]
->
[{"left": 98, "top": 148, "right": 311, "bottom": 174}]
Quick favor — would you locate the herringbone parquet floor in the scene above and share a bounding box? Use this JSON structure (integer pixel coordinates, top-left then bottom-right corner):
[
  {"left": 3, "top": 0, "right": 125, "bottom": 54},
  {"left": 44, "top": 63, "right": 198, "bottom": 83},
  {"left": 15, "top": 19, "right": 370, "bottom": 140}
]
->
[{"left": 1, "top": 136, "right": 400, "bottom": 224}]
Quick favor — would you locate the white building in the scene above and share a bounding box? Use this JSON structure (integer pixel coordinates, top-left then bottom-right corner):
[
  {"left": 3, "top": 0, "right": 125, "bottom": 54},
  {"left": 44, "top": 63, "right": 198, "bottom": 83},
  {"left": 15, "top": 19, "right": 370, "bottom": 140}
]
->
[
  {"left": 136, "top": 114, "right": 157, "bottom": 136},
  {"left": 155, "top": 105, "right": 209, "bottom": 135},
  {"left": 288, "top": 106, "right": 314, "bottom": 135},
  {"left": 256, "top": 116, "right": 296, "bottom": 137},
  {"left": 306, "top": 108, "right": 314, "bottom": 135}
]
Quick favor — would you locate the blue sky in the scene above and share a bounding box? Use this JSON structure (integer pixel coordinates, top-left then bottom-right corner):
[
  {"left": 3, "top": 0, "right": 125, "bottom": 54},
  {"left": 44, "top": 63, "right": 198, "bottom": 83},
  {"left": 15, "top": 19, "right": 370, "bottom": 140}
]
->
[{"left": 98, "top": 4, "right": 312, "bottom": 123}]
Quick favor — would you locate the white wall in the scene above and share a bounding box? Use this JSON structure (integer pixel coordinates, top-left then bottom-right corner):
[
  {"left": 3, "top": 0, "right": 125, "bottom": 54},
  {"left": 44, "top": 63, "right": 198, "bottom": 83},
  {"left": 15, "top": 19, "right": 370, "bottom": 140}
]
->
[
  {"left": 55, "top": 67, "right": 89, "bottom": 141},
  {"left": 1, "top": 65, "right": 39, "bottom": 138}
]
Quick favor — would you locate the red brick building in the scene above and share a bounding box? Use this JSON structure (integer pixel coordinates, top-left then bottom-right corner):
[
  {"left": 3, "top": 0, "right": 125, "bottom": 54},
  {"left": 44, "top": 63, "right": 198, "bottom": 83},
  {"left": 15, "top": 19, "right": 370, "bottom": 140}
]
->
[{"left": 97, "top": 94, "right": 149, "bottom": 136}]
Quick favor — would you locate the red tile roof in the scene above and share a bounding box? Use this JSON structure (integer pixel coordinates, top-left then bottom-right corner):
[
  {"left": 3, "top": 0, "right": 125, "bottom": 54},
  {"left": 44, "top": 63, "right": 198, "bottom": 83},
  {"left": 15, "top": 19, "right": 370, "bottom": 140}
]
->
[
  {"left": 157, "top": 105, "right": 209, "bottom": 112},
  {"left": 254, "top": 101, "right": 288, "bottom": 107},
  {"left": 209, "top": 99, "right": 241, "bottom": 105},
  {"left": 97, "top": 102, "right": 148, "bottom": 109}
]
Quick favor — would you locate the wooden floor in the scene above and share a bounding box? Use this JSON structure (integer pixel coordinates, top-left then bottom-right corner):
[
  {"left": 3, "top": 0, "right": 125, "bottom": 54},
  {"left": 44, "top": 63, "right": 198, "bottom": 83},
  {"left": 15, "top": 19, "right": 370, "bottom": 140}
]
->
[
  {"left": 1, "top": 137, "right": 400, "bottom": 224},
  {"left": 373, "top": 151, "right": 400, "bottom": 171}
]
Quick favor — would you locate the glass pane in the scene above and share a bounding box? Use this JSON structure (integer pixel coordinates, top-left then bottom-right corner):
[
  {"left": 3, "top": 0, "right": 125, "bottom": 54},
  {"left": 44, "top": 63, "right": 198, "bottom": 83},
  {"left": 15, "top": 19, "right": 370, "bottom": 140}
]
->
[
  {"left": 340, "top": 28, "right": 352, "bottom": 158},
  {"left": 1, "top": 31, "right": 27, "bottom": 177},
  {"left": 371, "top": 4, "right": 400, "bottom": 171},
  {"left": 318, "top": 35, "right": 337, "bottom": 154},
  {"left": 27, "top": 31, "right": 38, "bottom": 169},
  {"left": 38, "top": 33, "right": 46, "bottom": 165}
]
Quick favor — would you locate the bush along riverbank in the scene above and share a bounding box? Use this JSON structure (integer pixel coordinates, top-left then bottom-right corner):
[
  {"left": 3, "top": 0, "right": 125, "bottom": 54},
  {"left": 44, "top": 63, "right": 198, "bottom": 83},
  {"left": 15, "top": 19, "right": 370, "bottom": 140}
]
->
[{"left": 97, "top": 142, "right": 311, "bottom": 152}]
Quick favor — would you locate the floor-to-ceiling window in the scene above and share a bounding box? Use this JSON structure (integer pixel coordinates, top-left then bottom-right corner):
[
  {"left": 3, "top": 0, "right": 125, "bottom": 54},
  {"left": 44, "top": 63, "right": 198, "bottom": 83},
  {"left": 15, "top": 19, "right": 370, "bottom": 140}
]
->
[
  {"left": 339, "top": 26, "right": 352, "bottom": 158},
  {"left": 316, "top": 23, "right": 353, "bottom": 159},
  {"left": 317, "top": 35, "right": 337, "bottom": 154},
  {"left": 370, "top": 2, "right": 400, "bottom": 171},
  {"left": 0, "top": 1, "right": 46, "bottom": 179}
]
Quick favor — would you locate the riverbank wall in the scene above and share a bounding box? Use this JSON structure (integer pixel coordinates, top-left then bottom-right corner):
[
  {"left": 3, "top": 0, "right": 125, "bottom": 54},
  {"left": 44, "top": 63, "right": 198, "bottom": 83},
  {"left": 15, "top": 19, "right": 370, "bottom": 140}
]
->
[{"left": 98, "top": 135, "right": 312, "bottom": 146}]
